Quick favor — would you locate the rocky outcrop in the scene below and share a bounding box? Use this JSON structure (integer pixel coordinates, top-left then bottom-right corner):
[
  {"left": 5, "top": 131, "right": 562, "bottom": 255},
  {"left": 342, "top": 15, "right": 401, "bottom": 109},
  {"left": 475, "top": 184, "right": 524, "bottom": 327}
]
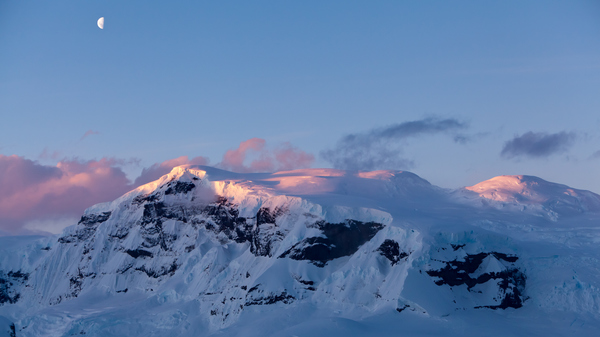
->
[
  {"left": 427, "top": 250, "right": 526, "bottom": 309},
  {"left": 0, "top": 271, "right": 29, "bottom": 305},
  {"left": 280, "top": 220, "right": 384, "bottom": 267}
]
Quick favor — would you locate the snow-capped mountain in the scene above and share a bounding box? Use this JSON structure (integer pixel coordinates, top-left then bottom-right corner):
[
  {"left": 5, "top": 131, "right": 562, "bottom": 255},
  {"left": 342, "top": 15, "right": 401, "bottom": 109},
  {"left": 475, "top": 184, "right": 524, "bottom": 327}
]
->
[
  {"left": 458, "top": 175, "right": 600, "bottom": 220},
  {"left": 1, "top": 166, "right": 600, "bottom": 336}
]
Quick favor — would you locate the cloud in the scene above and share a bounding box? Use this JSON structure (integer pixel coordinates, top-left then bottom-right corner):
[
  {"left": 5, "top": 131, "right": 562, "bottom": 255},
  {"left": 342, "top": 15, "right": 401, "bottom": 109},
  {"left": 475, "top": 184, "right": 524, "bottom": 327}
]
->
[
  {"left": 321, "top": 117, "right": 468, "bottom": 171},
  {"left": 80, "top": 130, "right": 100, "bottom": 141},
  {"left": 590, "top": 150, "right": 600, "bottom": 160},
  {"left": 133, "top": 155, "right": 209, "bottom": 186},
  {"left": 0, "top": 155, "right": 133, "bottom": 235},
  {"left": 219, "top": 138, "right": 314, "bottom": 173},
  {"left": 0, "top": 154, "right": 211, "bottom": 235},
  {"left": 500, "top": 131, "right": 576, "bottom": 159},
  {"left": 0, "top": 138, "right": 312, "bottom": 234}
]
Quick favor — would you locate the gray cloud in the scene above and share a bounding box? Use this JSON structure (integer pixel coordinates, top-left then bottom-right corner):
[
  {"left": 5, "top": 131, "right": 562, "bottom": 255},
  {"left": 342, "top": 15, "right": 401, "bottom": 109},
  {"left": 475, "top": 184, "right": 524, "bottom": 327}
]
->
[
  {"left": 321, "top": 117, "right": 468, "bottom": 171},
  {"left": 590, "top": 150, "right": 600, "bottom": 160},
  {"left": 500, "top": 131, "right": 576, "bottom": 159}
]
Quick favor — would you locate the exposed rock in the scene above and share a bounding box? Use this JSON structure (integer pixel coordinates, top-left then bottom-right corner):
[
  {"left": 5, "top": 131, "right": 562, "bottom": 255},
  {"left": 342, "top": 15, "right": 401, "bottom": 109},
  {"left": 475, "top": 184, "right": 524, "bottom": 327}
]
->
[
  {"left": 0, "top": 270, "right": 29, "bottom": 305},
  {"left": 250, "top": 207, "right": 287, "bottom": 257},
  {"left": 165, "top": 181, "right": 196, "bottom": 195},
  {"left": 377, "top": 239, "right": 409, "bottom": 265},
  {"left": 135, "top": 261, "right": 178, "bottom": 278},
  {"left": 125, "top": 249, "right": 154, "bottom": 259},
  {"left": 78, "top": 212, "right": 112, "bottom": 227},
  {"left": 427, "top": 251, "right": 526, "bottom": 309},
  {"left": 244, "top": 285, "right": 295, "bottom": 306},
  {"left": 280, "top": 220, "right": 384, "bottom": 267},
  {"left": 58, "top": 212, "right": 112, "bottom": 244},
  {"left": 202, "top": 197, "right": 252, "bottom": 243}
]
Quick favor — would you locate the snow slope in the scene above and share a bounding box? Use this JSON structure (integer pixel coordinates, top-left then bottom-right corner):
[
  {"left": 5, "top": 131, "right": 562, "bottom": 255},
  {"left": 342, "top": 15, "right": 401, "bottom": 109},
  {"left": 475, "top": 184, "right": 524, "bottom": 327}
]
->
[
  {"left": 458, "top": 175, "right": 600, "bottom": 220},
  {"left": 1, "top": 166, "right": 600, "bottom": 336}
]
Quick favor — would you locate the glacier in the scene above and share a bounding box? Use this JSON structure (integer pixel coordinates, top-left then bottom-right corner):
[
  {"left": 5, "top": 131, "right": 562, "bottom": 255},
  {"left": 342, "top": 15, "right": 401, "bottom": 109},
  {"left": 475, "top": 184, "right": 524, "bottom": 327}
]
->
[{"left": 1, "top": 165, "right": 600, "bottom": 336}]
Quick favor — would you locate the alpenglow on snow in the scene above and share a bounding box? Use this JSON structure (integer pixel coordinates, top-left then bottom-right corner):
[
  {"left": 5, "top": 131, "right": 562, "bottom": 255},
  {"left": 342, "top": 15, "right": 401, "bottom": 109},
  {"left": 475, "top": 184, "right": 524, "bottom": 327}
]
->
[{"left": 1, "top": 166, "right": 600, "bottom": 336}]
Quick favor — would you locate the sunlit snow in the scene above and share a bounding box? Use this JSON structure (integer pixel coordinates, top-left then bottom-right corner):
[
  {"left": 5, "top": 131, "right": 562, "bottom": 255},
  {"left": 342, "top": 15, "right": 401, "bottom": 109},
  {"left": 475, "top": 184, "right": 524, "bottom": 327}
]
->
[{"left": 1, "top": 166, "right": 600, "bottom": 336}]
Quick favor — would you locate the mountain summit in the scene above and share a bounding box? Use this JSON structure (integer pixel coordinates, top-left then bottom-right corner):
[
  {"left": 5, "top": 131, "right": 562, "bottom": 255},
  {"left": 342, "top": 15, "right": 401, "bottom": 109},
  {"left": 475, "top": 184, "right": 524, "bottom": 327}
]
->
[{"left": 1, "top": 166, "right": 600, "bottom": 336}]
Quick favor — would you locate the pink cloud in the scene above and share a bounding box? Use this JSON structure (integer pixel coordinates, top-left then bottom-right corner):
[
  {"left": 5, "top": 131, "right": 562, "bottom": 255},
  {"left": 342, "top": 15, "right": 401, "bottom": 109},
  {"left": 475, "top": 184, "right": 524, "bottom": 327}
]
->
[
  {"left": 0, "top": 140, "right": 311, "bottom": 235},
  {"left": 0, "top": 155, "right": 132, "bottom": 234},
  {"left": 273, "top": 142, "right": 315, "bottom": 171},
  {"left": 219, "top": 138, "right": 314, "bottom": 173},
  {"left": 220, "top": 138, "right": 267, "bottom": 173},
  {"left": 0, "top": 154, "right": 210, "bottom": 235}
]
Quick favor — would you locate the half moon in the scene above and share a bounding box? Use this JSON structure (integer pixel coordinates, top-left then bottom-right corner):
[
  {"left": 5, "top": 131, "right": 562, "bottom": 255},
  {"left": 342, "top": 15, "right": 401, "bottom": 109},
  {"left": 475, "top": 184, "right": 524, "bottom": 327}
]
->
[{"left": 97, "top": 17, "right": 104, "bottom": 29}]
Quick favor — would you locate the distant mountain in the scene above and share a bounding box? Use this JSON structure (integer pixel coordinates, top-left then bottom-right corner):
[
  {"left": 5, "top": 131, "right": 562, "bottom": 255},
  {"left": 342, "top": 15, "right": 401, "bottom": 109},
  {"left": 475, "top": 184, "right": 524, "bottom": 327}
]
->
[
  {"left": 457, "top": 175, "right": 600, "bottom": 220},
  {"left": 1, "top": 166, "right": 600, "bottom": 336}
]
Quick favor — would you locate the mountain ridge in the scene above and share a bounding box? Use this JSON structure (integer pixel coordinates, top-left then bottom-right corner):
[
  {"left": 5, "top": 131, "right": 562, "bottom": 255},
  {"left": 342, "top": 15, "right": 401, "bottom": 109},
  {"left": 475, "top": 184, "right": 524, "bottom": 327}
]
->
[{"left": 1, "top": 166, "right": 600, "bottom": 336}]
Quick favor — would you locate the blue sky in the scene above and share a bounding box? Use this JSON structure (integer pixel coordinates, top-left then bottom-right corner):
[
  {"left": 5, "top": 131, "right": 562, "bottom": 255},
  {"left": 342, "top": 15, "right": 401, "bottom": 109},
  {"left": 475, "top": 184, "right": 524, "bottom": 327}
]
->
[{"left": 1, "top": 1, "right": 600, "bottom": 233}]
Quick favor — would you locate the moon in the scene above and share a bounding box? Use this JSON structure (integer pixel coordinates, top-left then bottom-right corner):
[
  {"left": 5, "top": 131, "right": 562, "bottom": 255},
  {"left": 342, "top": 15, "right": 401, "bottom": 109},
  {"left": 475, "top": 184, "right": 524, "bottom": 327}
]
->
[{"left": 97, "top": 17, "right": 104, "bottom": 29}]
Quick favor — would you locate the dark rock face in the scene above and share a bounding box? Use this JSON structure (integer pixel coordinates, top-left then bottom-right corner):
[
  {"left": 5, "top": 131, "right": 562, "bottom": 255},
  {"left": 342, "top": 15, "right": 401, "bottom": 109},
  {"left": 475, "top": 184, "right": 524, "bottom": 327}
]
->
[
  {"left": 135, "top": 261, "right": 179, "bottom": 279},
  {"left": 0, "top": 271, "right": 28, "bottom": 305},
  {"left": 280, "top": 220, "right": 385, "bottom": 267},
  {"left": 141, "top": 202, "right": 189, "bottom": 225},
  {"left": 293, "top": 276, "right": 316, "bottom": 291},
  {"left": 165, "top": 181, "right": 196, "bottom": 195},
  {"left": 125, "top": 249, "right": 154, "bottom": 259},
  {"left": 202, "top": 197, "right": 253, "bottom": 244},
  {"left": 136, "top": 200, "right": 286, "bottom": 258},
  {"left": 377, "top": 239, "right": 409, "bottom": 265},
  {"left": 69, "top": 270, "right": 84, "bottom": 298},
  {"left": 79, "top": 212, "right": 112, "bottom": 227},
  {"left": 58, "top": 211, "right": 112, "bottom": 243},
  {"left": 68, "top": 269, "right": 96, "bottom": 299},
  {"left": 244, "top": 285, "right": 295, "bottom": 306},
  {"left": 244, "top": 292, "right": 295, "bottom": 306},
  {"left": 426, "top": 251, "right": 526, "bottom": 309},
  {"left": 250, "top": 207, "right": 287, "bottom": 257},
  {"left": 256, "top": 207, "right": 278, "bottom": 225}
]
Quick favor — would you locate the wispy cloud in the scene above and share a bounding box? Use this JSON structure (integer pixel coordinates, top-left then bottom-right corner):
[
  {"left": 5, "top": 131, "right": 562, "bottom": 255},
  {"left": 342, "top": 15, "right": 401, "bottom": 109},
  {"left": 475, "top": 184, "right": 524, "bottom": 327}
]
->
[
  {"left": 321, "top": 117, "right": 468, "bottom": 171},
  {"left": 500, "top": 131, "right": 576, "bottom": 159},
  {"left": 590, "top": 150, "right": 600, "bottom": 160},
  {"left": 80, "top": 130, "right": 100, "bottom": 141},
  {"left": 219, "top": 138, "right": 314, "bottom": 173}
]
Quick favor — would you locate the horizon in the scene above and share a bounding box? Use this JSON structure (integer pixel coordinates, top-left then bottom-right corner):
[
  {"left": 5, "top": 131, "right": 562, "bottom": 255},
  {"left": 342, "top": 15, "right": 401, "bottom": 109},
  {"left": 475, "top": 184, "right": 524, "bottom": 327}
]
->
[{"left": 1, "top": 161, "right": 596, "bottom": 237}]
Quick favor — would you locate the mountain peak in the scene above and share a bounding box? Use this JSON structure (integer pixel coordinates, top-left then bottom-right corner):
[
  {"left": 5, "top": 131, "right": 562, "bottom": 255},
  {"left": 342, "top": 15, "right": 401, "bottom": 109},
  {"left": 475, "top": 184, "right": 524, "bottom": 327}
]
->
[
  {"left": 466, "top": 175, "right": 551, "bottom": 203},
  {"left": 464, "top": 174, "right": 600, "bottom": 215},
  {"left": 2, "top": 167, "right": 600, "bottom": 336}
]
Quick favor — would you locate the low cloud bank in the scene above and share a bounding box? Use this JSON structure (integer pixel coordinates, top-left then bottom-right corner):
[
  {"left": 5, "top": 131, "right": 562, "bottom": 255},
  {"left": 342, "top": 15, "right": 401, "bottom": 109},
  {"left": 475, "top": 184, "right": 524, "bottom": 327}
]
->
[
  {"left": 0, "top": 138, "right": 313, "bottom": 235},
  {"left": 0, "top": 155, "right": 133, "bottom": 235}
]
